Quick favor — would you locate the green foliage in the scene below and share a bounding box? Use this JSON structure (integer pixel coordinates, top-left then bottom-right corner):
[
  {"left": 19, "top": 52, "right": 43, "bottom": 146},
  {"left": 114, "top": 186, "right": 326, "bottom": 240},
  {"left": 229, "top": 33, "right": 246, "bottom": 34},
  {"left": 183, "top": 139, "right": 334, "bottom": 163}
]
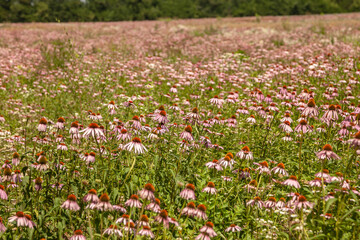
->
[{"left": 0, "top": 0, "right": 359, "bottom": 22}]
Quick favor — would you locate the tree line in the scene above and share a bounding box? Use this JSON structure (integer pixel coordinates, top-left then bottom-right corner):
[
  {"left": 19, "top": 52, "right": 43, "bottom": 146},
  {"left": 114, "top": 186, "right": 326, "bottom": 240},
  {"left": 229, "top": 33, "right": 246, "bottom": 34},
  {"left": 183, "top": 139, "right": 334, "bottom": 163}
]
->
[{"left": 1, "top": 0, "right": 360, "bottom": 22}]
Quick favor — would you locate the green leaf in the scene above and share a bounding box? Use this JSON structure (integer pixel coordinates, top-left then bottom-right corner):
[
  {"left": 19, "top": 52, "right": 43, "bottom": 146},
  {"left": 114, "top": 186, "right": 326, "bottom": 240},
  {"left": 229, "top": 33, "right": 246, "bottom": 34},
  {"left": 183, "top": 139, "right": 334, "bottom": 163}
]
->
[{"left": 325, "top": 198, "right": 337, "bottom": 213}]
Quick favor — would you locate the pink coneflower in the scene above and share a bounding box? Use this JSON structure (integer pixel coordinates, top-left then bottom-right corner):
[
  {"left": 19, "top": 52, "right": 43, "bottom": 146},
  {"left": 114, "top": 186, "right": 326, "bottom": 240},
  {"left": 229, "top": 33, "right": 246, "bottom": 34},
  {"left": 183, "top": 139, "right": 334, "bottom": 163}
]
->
[
  {"left": 123, "top": 222, "right": 136, "bottom": 234},
  {"left": 95, "top": 193, "right": 113, "bottom": 211},
  {"left": 80, "top": 123, "right": 105, "bottom": 139},
  {"left": 155, "top": 210, "right": 170, "bottom": 228},
  {"left": 139, "top": 183, "right": 156, "bottom": 201},
  {"left": 281, "top": 112, "right": 293, "bottom": 123},
  {"left": 154, "top": 110, "right": 169, "bottom": 124},
  {"left": 283, "top": 175, "right": 301, "bottom": 189},
  {"left": 187, "top": 107, "right": 201, "bottom": 120},
  {"left": 199, "top": 222, "right": 217, "bottom": 237},
  {"left": 25, "top": 214, "right": 36, "bottom": 228},
  {"left": 209, "top": 95, "right": 224, "bottom": 107},
  {"left": 196, "top": 232, "right": 212, "bottom": 240},
  {"left": 103, "top": 225, "right": 122, "bottom": 237},
  {"left": 11, "top": 170, "right": 23, "bottom": 183},
  {"left": 117, "top": 128, "right": 132, "bottom": 141},
  {"left": 8, "top": 211, "right": 28, "bottom": 227},
  {"left": 180, "top": 183, "right": 196, "bottom": 200},
  {"left": 37, "top": 156, "right": 49, "bottom": 171},
  {"left": 180, "top": 125, "right": 194, "bottom": 141},
  {"left": 302, "top": 99, "right": 319, "bottom": 117},
  {"left": 348, "top": 131, "right": 360, "bottom": 148},
  {"left": 129, "top": 116, "right": 142, "bottom": 129},
  {"left": 181, "top": 201, "right": 197, "bottom": 217},
  {"left": 294, "top": 195, "right": 313, "bottom": 209},
  {"left": 125, "top": 194, "right": 142, "bottom": 208},
  {"left": 115, "top": 214, "right": 133, "bottom": 225},
  {"left": 61, "top": 194, "right": 80, "bottom": 211},
  {"left": 202, "top": 182, "right": 217, "bottom": 195},
  {"left": 138, "top": 226, "right": 154, "bottom": 238},
  {"left": 57, "top": 143, "right": 68, "bottom": 151},
  {"left": 264, "top": 197, "right": 277, "bottom": 209},
  {"left": 219, "top": 155, "right": 235, "bottom": 169},
  {"left": 254, "top": 161, "right": 271, "bottom": 174},
  {"left": 308, "top": 178, "right": 323, "bottom": 187},
  {"left": 146, "top": 198, "right": 161, "bottom": 213},
  {"left": 70, "top": 230, "right": 86, "bottom": 240},
  {"left": 294, "top": 120, "right": 312, "bottom": 133},
  {"left": 225, "top": 224, "right": 242, "bottom": 232},
  {"left": 70, "top": 121, "right": 79, "bottom": 134},
  {"left": 34, "top": 177, "right": 42, "bottom": 191},
  {"left": 276, "top": 197, "right": 286, "bottom": 209},
  {"left": 169, "top": 217, "right": 179, "bottom": 227},
  {"left": 316, "top": 144, "right": 340, "bottom": 160},
  {"left": 55, "top": 117, "right": 65, "bottom": 129},
  {"left": 315, "top": 169, "right": 331, "bottom": 179},
  {"left": 279, "top": 121, "right": 293, "bottom": 133},
  {"left": 271, "top": 163, "right": 288, "bottom": 176},
  {"left": 2, "top": 167, "right": 12, "bottom": 181},
  {"left": 205, "top": 159, "right": 223, "bottom": 171},
  {"left": 123, "top": 137, "right": 148, "bottom": 154},
  {"left": 338, "top": 125, "right": 350, "bottom": 137},
  {"left": 136, "top": 214, "right": 150, "bottom": 227},
  {"left": 112, "top": 204, "right": 127, "bottom": 213},
  {"left": 246, "top": 115, "right": 256, "bottom": 124},
  {"left": 246, "top": 196, "right": 264, "bottom": 208},
  {"left": 195, "top": 204, "right": 208, "bottom": 220},
  {"left": 236, "top": 146, "right": 253, "bottom": 160},
  {"left": 0, "top": 217, "right": 6, "bottom": 232},
  {"left": 38, "top": 117, "right": 47, "bottom": 132},
  {"left": 321, "top": 104, "right": 338, "bottom": 123},
  {"left": 12, "top": 152, "right": 20, "bottom": 166}
]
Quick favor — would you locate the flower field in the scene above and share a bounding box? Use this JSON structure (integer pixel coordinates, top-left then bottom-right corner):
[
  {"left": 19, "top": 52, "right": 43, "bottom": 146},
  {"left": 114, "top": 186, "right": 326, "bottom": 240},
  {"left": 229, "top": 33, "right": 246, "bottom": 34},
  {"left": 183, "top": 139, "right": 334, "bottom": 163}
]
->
[{"left": 0, "top": 13, "right": 360, "bottom": 239}]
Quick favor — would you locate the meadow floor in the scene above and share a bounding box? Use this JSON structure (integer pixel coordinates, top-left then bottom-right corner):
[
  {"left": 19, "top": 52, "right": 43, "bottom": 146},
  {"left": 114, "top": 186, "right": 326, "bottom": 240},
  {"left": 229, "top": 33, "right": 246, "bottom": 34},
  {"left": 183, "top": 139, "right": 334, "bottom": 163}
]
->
[{"left": 0, "top": 13, "right": 360, "bottom": 239}]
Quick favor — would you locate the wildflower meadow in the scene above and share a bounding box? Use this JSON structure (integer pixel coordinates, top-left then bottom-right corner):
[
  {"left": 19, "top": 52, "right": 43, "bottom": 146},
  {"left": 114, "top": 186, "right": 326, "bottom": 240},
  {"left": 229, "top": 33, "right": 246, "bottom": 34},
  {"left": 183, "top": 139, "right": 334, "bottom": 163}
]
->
[{"left": 0, "top": 14, "right": 360, "bottom": 239}]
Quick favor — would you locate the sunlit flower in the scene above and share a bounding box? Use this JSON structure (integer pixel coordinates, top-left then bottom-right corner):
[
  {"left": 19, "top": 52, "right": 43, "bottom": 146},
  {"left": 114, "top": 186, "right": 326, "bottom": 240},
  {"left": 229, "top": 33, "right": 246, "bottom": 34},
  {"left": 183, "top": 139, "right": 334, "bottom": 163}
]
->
[
  {"left": 146, "top": 198, "right": 161, "bottom": 213},
  {"left": 61, "top": 194, "right": 80, "bottom": 211},
  {"left": 80, "top": 123, "right": 105, "bottom": 139},
  {"left": 180, "top": 183, "right": 196, "bottom": 200},
  {"left": 316, "top": 144, "right": 340, "bottom": 160},
  {"left": 139, "top": 183, "right": 156, "bottom": 201},
  {"left": 155, "top": 210, "right": 170, "bottom": 228},
  {"left": 8, "top": 211, "right": 29, "bottom": 227},
  {"left": 125, "top": 194, "right": 142, "bottom": 208},
  {"left": 70, "top": 230, "right": 86, "bottom": 240},
  {"left": 202, "top": 182, "right": 217, "bottom": 195},
  {"left": 103, "top": 225, "right": 122, "bottom": 237},
  {"left": 138, "top": 226, "right": 154, "bottom": 238},
  {"left": 123, "top": 137, "right": 148, "bottom": 154},
  {"left": 283, "top": 175, "right": 301, "bottom": 189},
  {"left": 225, "top": 224, "right": 242, "bottom": 232},
  {"left": 195, "top": 204, "right": 208, "bottom": 220}
]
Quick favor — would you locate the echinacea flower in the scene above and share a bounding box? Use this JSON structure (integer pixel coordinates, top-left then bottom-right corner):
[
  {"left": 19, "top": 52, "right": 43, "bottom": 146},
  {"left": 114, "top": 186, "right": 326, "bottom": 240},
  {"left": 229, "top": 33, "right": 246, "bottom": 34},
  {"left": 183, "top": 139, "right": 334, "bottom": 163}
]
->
[
  {"left": 195, "top": 204, "right": 208, "bottom": 220},
  {"left": 225, "top": 224, "right": 242, "bottom": 232},
  {"left": 294, "top": 195, "right": 313, "bottom": 209},
  {"left": 25, "top": 214, "right": 36, "bottom": 228},
  {"left": 264, "top": 197, "right": 277, "bottom": 209},
  {"left": 80, "top": 123, "right": 105, "bottom": 139},
  {"left": 202, "top": 182, "right": 217, "bottom": 195},
  {"left": 61, "top": 194, "right": 80, "bottom": 211},
  {"left": 0, "top": 217, "right": 6, "bottom": 232},
  {"left": 271, "top": 163, "right": 288, "bottom": 176},
  {"left": 115, "top": 214, "right": 133, "bottom": 225},
  {"left": 139, "top": 183, "right": 156, "bottom": 201},
  {"left": 125, "top": 194, "right": 142, "bottom": 208},
  {"left": 12, "top": 152, "right": 20, "bottom": 166},
  {"left": 138, "top": 226, "right": 154, "bottom": 238},
  {"left": 283, "top": 175, "right": 301, "bottom": 189},
  {"left": 348, "top": 131, "right": 360, "bottom": 148},
  {"left": 181, "top": 201, "right": 197, "bottom": 217},
  {"left": 136, "top": 214, "right": 150, "bottom": 227},
  {"left": 180, "top": 125, "right": 194, "bottom": 141},
  {"left": 38, "top": 118, "right": 47, "bottom": 132},
  {"left": 95, "top": 193, "right": 113, "bottom": 211},
  {"left": 199, "top": 222, "right": 217, "bottom": 237},
  {"left": 246, "top": 196, "right": 264, "bottom": 208},
  {"left": 294, "top": 120, "right": 312, "bottom": 133},
  {"left": 302, "top": 99, "right": 319, "bottom": 117},
  {"left": 70, "top": 230, "right": 86, "bottom": 240},
  {"left": 205, "top": 159, "right": 223, "bottom": 171},
  {"left": 103, "top": 225, "right": 122, "bottom": 237},
  {"left": 123, "top": 137, "right": 148, "bottom": 154},
  {"left": 154, "top": 210, "right": 170, "bottom": 228},
  {"left": 8, "top": 211, "right": 29, "bottom": 227},
  {"left": 236, "top": 146, "right": 253, "bottom": 160},
  {"left": 146, "top": 198, "right": 161, "bottom": 213},
  {"left": 180, "top": 184, "right": 196, "bottom": 200},
  {"left": 316, "top": 144, "right": 340, "bottom": 160}
]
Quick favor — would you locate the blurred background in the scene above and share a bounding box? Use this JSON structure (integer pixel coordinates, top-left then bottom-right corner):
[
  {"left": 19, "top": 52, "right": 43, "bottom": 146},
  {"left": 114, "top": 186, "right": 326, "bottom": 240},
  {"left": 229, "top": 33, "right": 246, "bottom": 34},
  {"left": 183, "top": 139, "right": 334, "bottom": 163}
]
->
[{"left": 1, "top": 0, "right": 360, "bottom": 22}]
